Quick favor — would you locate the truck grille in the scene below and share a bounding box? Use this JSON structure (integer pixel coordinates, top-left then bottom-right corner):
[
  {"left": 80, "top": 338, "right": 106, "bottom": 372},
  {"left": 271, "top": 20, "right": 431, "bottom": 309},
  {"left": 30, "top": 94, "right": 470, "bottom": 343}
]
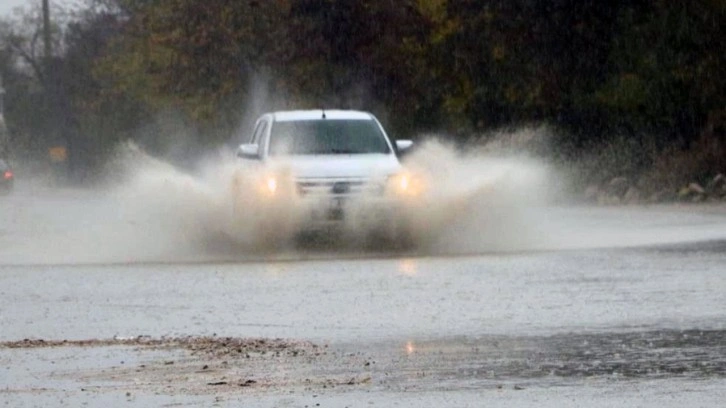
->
[{"left": 296, "top": 179, "right": 381, "bottom": 197}]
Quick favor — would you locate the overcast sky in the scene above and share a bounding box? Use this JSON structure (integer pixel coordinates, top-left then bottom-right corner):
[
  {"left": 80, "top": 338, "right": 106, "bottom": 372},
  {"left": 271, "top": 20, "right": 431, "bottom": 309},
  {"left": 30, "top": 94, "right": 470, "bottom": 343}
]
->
[
  {"left": 0, "top": 0, "right": 34, "bottom": 16},
  {"left": 0, "top": 0, "right": 80, "bottom": 18}
]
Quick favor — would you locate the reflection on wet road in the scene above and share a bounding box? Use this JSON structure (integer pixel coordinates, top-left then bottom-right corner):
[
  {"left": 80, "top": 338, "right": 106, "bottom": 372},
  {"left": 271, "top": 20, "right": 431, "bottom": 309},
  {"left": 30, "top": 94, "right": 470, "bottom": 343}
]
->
[{"left": 385, "top": 329, "right": 726, "bottom": 390}]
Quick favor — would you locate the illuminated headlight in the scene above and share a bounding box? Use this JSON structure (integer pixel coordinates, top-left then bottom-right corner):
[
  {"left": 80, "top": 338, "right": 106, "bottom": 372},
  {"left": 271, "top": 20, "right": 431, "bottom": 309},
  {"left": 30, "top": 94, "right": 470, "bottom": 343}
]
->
[
  {"left": 266, "top": 177, "right": 278, "bottom": 194},
  {"left": 387, "top": 172, "right": 425, "bottom": 197},
  {"left": 259, "top": 175, "right": 278, "bottom": 196}
]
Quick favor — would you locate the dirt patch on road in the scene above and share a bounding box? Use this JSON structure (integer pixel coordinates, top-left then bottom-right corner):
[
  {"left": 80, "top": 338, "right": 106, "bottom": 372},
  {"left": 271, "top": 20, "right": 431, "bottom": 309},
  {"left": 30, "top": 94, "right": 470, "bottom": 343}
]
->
[
  {"left": 0, "top": 336, "right": 375, "bottom": 397},
  {"left": 0, "top": 335, "right": 317, "bottom": 357}
]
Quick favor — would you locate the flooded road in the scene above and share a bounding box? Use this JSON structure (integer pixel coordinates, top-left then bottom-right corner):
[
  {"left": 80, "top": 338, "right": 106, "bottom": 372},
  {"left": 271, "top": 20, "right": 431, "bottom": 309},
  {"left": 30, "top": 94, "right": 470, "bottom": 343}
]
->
[{"left": 1, "top": 187, "right": 726, "bottom": 406}]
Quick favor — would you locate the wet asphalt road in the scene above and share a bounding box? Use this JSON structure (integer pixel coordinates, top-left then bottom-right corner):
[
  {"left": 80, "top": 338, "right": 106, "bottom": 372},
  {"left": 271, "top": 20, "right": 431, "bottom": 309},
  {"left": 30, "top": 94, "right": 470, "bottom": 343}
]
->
[{"left": 1, "top": 187, "right": 726, "bottom": 406}]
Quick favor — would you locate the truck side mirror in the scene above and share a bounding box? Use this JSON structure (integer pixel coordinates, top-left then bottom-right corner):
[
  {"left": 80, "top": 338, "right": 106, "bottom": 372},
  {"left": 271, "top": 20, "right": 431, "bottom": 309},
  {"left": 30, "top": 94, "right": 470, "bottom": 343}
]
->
[
  {"left": 395, "top": 140, "right": 413, "bottom": 152},
  {"left": 237, "top": 144, "right": 260, "bottom": 159}
]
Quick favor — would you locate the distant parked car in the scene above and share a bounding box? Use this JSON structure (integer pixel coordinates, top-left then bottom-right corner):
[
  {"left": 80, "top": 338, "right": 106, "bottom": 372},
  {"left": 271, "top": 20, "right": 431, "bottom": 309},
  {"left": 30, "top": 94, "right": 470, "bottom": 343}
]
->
[{"left": 0, "top": 159, "right": 13, "bottom": 192}]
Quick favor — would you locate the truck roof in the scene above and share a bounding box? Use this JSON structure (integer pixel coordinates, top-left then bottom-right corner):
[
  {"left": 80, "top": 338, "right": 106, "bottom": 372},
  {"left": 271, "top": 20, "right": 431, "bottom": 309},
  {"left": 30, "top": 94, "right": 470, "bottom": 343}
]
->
[{"left": 270, "top": 110, "right": 374, "bottom": 122}]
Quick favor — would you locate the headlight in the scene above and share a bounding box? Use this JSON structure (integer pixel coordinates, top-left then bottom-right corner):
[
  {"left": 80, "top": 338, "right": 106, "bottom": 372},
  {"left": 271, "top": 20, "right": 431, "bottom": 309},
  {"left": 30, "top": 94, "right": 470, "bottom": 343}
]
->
[
  {"left": 265, "top": 176, "right": 278, "bottom": 194},
  {"left": 388, "top": 172, "right": 425, "bottom": 197},
  {"left": 258, "top": 175, "right": 278, "bottom": 196},
  {"left": 256, "top": 168, "right": 295, "bottom": 198}
]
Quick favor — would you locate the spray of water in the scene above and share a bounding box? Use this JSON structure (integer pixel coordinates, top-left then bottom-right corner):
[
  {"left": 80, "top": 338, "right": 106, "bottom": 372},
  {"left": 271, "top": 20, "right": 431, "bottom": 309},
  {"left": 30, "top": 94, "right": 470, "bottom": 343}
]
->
[
  {"left": 399, "top": 139, "right": 555, "bottom": 253},
  {"left": 0, "top": 130, "right": 560, "bottom": 264},
  {"left": 98, "top": 134, "right": 558, "bottom": 258},
  {"left": 4, "top": 127, "right": 724, "bottom": 265}
]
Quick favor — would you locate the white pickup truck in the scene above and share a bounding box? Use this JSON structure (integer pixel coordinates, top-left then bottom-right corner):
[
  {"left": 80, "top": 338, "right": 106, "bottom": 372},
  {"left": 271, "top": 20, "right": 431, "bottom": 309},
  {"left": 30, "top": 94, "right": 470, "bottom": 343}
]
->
[{"left": 235, "top": 109, "right": 422, "bottom": 244}]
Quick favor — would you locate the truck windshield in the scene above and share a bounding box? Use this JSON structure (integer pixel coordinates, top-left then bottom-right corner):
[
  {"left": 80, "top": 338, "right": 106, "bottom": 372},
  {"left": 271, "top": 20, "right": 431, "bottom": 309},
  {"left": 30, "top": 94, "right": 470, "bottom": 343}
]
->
[{"left": 268, "top": 119, "right": 391, "bottom": 156}]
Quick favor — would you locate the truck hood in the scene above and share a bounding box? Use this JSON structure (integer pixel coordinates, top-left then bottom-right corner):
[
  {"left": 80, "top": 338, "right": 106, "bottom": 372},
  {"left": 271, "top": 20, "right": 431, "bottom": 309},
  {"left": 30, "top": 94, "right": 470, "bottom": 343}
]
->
[{"left": 267, "top": 154, "right": 402, "bottom": 180}]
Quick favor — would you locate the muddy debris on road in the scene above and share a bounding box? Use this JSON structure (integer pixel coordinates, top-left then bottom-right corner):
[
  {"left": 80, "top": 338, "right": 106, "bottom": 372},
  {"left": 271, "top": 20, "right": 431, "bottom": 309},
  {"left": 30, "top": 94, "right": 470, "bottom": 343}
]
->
[
  {"left": 0, "top": 335, "right": 320, "bottom": 357},
  {"left": 0, "top": 335, "right": 378, "bottom": 396}
]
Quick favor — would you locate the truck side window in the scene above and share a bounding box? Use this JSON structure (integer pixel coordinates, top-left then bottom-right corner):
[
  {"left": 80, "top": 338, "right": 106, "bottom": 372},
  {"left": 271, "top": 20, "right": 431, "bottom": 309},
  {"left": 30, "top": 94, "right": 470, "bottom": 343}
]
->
[{"left": 251, "top": 120, "right": 267, "bottom": 144}]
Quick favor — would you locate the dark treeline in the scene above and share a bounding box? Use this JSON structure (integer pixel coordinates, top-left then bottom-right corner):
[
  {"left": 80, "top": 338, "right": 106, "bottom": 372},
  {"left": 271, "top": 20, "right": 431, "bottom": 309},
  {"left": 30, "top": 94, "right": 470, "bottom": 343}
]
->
[{"left": 0, "top": 0, "right": 724, "bottom": 182}]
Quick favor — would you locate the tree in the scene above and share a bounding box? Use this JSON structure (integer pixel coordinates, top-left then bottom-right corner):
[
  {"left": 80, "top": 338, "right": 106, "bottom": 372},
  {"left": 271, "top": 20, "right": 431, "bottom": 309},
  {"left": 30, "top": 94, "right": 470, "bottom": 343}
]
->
[
  {"left": 100, "top": 0, "right": 290, "bottom": 127},
  {"left": 596, "top": 0, "right": 726, "bottom": 148}
]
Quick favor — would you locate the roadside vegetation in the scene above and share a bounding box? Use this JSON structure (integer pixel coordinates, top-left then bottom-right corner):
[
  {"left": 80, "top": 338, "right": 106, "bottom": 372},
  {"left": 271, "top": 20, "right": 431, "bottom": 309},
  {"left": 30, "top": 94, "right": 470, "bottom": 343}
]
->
[{"left": 0, "top": 0, "right": 724, "bottom": 200}]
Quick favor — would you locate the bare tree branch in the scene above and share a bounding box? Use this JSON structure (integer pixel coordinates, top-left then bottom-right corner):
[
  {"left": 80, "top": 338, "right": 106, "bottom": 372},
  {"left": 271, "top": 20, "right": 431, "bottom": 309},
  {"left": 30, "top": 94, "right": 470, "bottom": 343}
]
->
[{"left": 7, "top": 37, "right": 45, "bottom": 83}]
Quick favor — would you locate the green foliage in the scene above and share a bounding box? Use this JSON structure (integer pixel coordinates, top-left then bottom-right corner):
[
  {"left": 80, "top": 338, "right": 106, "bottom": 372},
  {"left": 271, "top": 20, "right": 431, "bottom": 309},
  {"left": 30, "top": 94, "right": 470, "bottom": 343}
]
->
[
  {"left": 595, "top": 1, "right": 726, "bottom": 148},
  {"left": 100, "top": 0, "right": 290, "bottom": 125}
]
